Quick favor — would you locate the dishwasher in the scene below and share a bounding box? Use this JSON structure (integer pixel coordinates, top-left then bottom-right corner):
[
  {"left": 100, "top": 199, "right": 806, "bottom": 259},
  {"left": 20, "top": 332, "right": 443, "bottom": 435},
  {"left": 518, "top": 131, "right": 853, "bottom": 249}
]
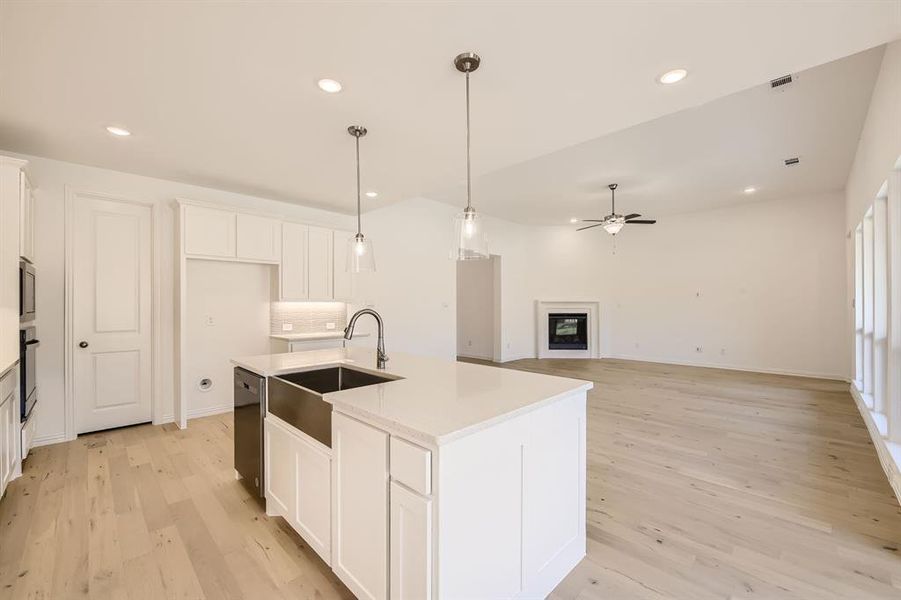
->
[{"left": 234, "top": 367, "right": 265, "bottom": 503}]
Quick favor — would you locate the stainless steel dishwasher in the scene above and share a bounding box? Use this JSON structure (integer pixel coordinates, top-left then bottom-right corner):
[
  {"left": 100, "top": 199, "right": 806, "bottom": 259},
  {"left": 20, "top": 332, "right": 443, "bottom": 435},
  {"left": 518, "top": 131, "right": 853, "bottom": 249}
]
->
[{"left": 234, "top": 367, "right": 265, "bottom": 503}]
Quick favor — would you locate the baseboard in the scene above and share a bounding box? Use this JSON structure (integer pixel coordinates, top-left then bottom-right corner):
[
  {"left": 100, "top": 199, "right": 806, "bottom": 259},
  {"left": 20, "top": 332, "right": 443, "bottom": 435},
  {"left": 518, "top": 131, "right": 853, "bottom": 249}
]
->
[
  {"left": 849, "top": 384, "right": 901, "bottom": 506},
  {"left": 32, "top": 431, "right": 68, "bottom": 448},
  {"left": 187, "top": 404, "right": 233, "bottom": 419},
  {"left": 604, "top": 353, "right": 847, "bottom": 381},
  {"left": 457, "top": 352, "right": 494, "bottom": 361}
]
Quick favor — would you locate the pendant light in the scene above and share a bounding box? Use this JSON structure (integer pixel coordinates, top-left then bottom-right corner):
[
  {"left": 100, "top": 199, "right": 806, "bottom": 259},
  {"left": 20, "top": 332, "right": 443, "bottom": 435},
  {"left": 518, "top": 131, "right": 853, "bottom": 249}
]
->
[
  {"left": 347, "top": 125, "right": 375, "bottom": 272},
  {"left": 452, "top": 52, "right": 489, "bottom": 260}
]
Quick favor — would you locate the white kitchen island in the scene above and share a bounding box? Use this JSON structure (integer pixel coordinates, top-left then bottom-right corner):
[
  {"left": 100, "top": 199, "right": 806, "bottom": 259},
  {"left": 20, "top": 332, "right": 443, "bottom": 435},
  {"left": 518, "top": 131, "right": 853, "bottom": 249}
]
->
[{"left": 232, "top": 347, "right": 592, "bottom": 600}]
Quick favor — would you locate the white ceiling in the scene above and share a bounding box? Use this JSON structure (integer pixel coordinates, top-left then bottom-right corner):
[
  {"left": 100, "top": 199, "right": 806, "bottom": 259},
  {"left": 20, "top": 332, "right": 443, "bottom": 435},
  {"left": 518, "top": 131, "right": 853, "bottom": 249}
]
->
[
  {"left": 435, "top": 45, "right": 886, "bottom": 224},
  {"left": 0, "top": 2, "right": 899, "bottom": 217}
]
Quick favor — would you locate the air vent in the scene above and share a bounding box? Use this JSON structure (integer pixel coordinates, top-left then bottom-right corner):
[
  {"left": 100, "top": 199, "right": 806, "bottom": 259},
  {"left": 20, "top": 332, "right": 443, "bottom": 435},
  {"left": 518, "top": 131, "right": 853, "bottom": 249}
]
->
[
  {"left": 770, "top": 74, "right": 793, "bottom": 89},
  {"left": 784, "top": 157, "right": 800, "bottom": 166}
]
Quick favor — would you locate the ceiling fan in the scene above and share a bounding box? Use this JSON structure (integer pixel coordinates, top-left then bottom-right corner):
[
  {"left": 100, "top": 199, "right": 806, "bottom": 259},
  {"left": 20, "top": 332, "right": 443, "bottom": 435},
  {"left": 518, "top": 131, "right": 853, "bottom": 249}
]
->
[{"left": 577, "top": 183, "right": 656, "bottom": 235}]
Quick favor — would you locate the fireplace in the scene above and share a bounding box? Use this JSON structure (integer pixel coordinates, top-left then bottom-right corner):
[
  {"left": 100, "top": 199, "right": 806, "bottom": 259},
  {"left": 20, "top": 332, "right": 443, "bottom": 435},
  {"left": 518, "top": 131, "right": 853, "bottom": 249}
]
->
[{"left": 548, "top": 313, "right": 588, "bottom": 350}]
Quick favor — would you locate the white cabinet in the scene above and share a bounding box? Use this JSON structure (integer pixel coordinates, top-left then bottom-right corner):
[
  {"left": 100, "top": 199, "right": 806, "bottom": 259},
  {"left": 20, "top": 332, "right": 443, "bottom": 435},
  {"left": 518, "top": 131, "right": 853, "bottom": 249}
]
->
[
  {"left": 332, "top": 412, "right": 389, "bottom": 600},
  {"left": 389, "top": 482, "right": 432, "bottom": 600},
  {"left": 237, "top": 213, "right": 280, "bottom": 262},
  {"left": 0, "top": 366, "right": 17, "bottom": 498},
  {"left": 183, "top": 204, "right": 236, "bottom": 258},
  {"left": 0, "top": 157, "right": 25, "bottom": 374},
  {"left": 333, "top": 230, "right": 353, "bottom": 301},
  {"left": 19, "top": 171, "right": 34, "bottom": 263},
  {"left": 280, "top": 222, "right": 308, "bottom": 300},
  {"left": 307, "top": 226, "right": 334, "bottom": 300}
]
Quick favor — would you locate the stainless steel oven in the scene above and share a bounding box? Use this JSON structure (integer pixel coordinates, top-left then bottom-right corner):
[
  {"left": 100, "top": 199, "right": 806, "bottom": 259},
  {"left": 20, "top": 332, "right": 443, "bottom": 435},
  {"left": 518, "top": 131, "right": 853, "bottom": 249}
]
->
[
  {"left": 19, "top": 261, "right": 35, "bottom": 323},
  {"left": 20, "top": 326, "right": 38, "bottom": 422}
]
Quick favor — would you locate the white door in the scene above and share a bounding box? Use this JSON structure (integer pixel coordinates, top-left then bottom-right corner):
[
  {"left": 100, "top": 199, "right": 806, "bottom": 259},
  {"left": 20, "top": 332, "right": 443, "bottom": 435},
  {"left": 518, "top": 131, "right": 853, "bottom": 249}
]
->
[
  {"left": 307, "top": 226, "right": 333, "bottom": 300},
  {"left": 390, "top": 481, "right": 432, "bottom": 600},
  {"left": 73, "top": 195, "right": 153, "bottom": 434}
]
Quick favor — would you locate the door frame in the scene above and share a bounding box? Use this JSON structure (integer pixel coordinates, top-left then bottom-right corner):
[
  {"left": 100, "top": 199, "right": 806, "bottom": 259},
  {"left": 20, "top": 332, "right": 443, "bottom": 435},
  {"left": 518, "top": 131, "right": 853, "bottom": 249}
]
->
[{"left": 64, "top": 187, "right": 162, "bottom": 441}]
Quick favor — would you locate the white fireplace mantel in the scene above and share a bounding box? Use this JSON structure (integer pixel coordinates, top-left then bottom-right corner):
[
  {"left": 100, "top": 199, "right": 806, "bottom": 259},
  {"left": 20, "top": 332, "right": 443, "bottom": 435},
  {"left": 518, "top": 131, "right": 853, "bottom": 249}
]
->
[{"left": 536, "top": 300, "right": 600, "bottom": 359}]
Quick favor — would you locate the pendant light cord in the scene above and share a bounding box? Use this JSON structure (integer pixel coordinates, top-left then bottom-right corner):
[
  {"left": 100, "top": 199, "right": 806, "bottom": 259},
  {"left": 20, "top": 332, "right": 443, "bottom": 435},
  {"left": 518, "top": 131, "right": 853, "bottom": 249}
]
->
[
  {"left": 355, "top": 133, "right": 362, "bottom": 236},
  {"left": 465, "top": 71, "right": 472, "bottom": 211}
]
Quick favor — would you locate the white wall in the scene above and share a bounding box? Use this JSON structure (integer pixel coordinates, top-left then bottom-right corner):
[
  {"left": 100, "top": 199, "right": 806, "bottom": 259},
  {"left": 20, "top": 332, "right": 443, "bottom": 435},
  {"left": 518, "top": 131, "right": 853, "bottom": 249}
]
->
[
  {"left": 14, "top": 151, "right": 354, "bottom": 444},
  {"left": 607, "top": 191, "right": 848, "bottom": 378},
  {"left": 456, "top": 257, "right": 496, "bottom": 360},
  {"left": 846, "top": 40, "right": 901, "bottom": 227},
  {"left": 185, "top": 260, "right": 272, "bottom": 417}
]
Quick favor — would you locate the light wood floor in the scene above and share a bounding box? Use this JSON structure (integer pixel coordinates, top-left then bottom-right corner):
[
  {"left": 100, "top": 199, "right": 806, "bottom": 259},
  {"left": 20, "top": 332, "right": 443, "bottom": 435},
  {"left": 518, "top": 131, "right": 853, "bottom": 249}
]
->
[{"left": 1, "top": 358, "right": 900, "bottom": 599}]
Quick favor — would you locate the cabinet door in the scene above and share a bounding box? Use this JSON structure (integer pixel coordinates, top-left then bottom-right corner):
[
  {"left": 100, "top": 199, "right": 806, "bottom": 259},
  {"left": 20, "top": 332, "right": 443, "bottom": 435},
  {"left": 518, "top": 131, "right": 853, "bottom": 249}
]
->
[
  {"left": 183, "top": 204, "right": 236, "bottom": 258},
  {"left": 264, "top": 418, "right": 297, "bottom": 521},
  {"left": 390, "top": 482, "right": 432, "bottom": 600},
  {"left": 237, "top": 213, "right": 281, "bottom": 262},
  {"left": 280, "top": 222, "right": 308, "bottom": 300},
  {"left": 332, "top": 412, "right": 388, "bottom": 600},
  {"left": 333, "top": 230, "right": 354, "bottom": 301},
  {"left": 5, "top": 392, "right": 14, "bottom": 482},
  {"left": 0, "top": 393, "right": 10, "bottom": 493},
  {"left": 307, "top": 226, "right": 333, "bottom": 300},
  {"left": 19, "top": 172, "right": 34, "bottom": 263},
  {"left": 294, "top": 432, "right": 332, "bottom": 565},
  {"left": 0, "top": 161, "right": 22, "bottom": 373}
]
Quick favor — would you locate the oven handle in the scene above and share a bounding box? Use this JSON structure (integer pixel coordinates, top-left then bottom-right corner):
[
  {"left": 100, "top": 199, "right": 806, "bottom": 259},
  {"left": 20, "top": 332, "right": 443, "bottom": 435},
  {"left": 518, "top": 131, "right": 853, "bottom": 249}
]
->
[{"left": 24, "top": 339, "right": 40, "bottom": 347}]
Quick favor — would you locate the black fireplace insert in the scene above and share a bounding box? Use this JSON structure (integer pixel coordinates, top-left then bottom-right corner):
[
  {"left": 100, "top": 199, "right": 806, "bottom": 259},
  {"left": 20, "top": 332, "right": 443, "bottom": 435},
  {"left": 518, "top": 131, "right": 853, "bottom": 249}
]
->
[{"left": 548, "top": 313, "right": 588, "bottom": 350}]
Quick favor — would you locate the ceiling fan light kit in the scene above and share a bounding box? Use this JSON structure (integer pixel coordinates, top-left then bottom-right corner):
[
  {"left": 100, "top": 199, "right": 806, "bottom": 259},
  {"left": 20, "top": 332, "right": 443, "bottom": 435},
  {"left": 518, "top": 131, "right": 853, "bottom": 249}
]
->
[{"left": 577, "top": 183, "right": 657, "bottom": 236}]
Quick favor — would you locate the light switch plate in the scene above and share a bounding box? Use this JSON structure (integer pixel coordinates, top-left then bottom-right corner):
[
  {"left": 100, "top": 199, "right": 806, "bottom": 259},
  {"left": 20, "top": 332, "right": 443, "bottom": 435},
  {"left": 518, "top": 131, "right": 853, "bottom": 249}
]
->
[{"left": 282, "top": 323, "right": 294, "bottom": 331}]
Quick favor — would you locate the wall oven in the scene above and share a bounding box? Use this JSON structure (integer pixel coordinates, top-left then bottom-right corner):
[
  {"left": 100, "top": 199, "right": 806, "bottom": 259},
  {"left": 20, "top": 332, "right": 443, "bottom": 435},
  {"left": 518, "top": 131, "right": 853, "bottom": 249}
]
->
[
  {"left": 19, "top": 260, "right": 35, "bottom": 323},
  {"left": 20, "top": 326, "right": 38, "bottom": 422}
]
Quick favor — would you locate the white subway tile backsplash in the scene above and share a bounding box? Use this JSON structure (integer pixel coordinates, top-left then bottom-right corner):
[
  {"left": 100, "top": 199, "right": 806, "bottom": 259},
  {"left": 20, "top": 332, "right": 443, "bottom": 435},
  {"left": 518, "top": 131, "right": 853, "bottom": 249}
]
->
[{"left": 270, "top": 302, "right": 347, "bottom": 335}]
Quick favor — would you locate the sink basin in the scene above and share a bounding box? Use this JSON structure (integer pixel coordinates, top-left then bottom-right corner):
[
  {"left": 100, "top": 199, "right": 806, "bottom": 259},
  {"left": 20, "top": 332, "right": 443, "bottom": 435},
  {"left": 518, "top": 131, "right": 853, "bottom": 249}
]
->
[
  {"left": 276, "top": 366, "right": 395, "bottom": 394},
  {"left": 267, "top": 366, "right": 398, "bottom": 448}
]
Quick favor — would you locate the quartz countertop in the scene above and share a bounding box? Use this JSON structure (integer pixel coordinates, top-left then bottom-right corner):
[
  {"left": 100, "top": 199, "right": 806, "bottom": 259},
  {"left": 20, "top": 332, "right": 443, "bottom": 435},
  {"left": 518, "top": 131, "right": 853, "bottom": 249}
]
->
[
  {"left": 269, "top": 332, "right": 370, "bottom": 342},
  {"left": 231, "top": 347, "right": 592, "bottom": 445}
]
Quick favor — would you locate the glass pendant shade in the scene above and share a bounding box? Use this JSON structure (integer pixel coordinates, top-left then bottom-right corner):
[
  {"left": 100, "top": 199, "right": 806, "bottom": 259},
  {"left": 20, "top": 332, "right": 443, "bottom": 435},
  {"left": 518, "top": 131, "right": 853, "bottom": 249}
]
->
[
  {"left": 452, "top": 208, "right": 489, "bottom": 260},
  {"left": 347, "top": 233, "right": 375, "bottom": 272}
]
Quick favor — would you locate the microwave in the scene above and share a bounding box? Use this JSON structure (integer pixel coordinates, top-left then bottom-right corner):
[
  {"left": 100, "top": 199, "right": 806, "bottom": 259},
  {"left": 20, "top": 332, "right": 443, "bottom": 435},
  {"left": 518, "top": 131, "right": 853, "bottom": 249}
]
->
[{"left": 20, "top": 261, "right": 35, "bottom": 323}]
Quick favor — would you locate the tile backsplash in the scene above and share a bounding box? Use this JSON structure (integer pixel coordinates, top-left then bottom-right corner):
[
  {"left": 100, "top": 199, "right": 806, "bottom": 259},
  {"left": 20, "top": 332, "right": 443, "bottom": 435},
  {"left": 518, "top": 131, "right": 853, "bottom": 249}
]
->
[{"left": 270, "top": 302, "right": 347, "bottom": 335}]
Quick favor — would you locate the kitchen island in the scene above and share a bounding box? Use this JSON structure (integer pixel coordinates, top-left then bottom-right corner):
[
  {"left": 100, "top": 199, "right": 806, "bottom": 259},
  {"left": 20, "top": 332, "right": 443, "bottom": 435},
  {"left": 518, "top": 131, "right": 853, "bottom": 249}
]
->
[{"left": 233, "top": 347, "right": 592, "bottom": 600}]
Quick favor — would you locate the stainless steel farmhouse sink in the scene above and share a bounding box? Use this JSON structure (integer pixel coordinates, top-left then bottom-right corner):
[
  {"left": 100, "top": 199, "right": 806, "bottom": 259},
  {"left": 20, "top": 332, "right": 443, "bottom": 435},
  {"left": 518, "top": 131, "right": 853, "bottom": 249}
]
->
[{"left": 268, "top": 366, "right": 398, "bottom": 448}]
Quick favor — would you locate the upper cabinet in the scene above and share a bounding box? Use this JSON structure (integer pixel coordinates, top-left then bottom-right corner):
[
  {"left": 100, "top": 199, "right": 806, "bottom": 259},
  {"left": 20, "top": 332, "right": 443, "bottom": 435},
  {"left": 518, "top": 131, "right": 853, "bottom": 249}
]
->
[
  {"left": 236, "top": 213, "right": 280, "bottom": 262},
  {"left": 0, "top": 157, "right": 27, "bottom": 374},
  {"left": 307, "top": 226, "right": 334, "bottom": 300},
  {"left": 19, "top": 172, "right": 34, "bottom": 263},
  {"left": 333, "top": 230, "right": 354, "bottom": 302},
  {"left": 183, "top": 204, "right": 236, "bottom": 258},
  {"left": 281, "top": 222, "right": 308, "bottom": 300}
]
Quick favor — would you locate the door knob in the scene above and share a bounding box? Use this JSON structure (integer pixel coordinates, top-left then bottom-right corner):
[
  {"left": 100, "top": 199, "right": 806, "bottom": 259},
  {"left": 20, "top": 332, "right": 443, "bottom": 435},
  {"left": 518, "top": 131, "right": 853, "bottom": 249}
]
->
[{"left": 78, "top": 341, "right": 89, "bottom": 348}]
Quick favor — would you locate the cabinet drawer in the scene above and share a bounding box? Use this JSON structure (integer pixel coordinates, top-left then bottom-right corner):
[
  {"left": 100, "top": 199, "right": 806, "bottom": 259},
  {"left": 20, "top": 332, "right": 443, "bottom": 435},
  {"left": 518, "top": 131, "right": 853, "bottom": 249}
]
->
[{"left": 390, "top": 436, "right": 431, "bottom": 496}]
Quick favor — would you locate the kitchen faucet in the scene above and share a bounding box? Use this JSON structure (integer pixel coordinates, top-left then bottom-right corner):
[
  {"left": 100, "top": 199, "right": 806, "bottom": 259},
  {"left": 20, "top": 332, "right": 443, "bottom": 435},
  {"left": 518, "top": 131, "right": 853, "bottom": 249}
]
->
[{"left": 344, "top": 308, "right": 388, "bottom": 369}]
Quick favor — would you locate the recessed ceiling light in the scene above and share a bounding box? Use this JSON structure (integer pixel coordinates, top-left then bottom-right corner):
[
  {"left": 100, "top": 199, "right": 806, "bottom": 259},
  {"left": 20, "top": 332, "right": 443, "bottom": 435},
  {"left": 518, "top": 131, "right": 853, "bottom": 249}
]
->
[
  {"left": 317, "top": 79, "right": 342, "bottom": 93},
  {"left": 658, "top": 69, "right": 688, "bottom": 85},
  {"left": 365, "top": 191, "right": 378, "bottom": 198},
  {"left": 743, "top": 186, "right": 757, "bottom": 194},
  {"left": 106, "top": 126, "right": 131, "bottom": 137},
  {"left": 569, "top": 218, "right": 579, "bottom": 224}
]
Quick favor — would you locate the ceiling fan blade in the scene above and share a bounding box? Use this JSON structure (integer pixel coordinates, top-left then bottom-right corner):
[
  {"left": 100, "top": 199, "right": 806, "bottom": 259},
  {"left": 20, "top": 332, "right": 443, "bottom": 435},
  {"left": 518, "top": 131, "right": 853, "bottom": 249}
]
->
[
  {"left": 577, "top": 223, "right": 605, "bottom": 232},
  {"left": 623, "top": 213, "right": 641, "bottom": 220},
  {"left": 626, "top": 219, "right": 657, "bottom": 224},
  {"left": 580, "top": 219, "right": 606, "bottom": 222}
]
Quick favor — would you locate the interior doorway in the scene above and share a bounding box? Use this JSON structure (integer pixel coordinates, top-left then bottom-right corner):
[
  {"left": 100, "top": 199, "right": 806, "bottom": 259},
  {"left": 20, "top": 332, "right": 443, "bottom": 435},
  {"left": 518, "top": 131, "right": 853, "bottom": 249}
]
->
[{"left": 456, "top": 254, "right": 502, "bottom": 362}]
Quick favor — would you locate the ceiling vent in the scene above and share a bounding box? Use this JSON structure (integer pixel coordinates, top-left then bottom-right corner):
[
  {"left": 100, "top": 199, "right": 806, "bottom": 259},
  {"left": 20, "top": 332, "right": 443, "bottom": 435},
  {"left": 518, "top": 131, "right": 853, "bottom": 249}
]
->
[
  {"left": 770, "top": 74, "right": 795, "bottom": 93},
  {"left": 784, "top": 157, "right": 800, "bottom": 166}
]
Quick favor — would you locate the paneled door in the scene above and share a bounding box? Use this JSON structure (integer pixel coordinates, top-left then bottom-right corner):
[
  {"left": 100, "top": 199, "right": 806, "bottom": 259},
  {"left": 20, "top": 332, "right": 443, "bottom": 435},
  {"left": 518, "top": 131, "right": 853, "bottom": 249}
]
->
[{"left": 73, "top": 194, "right": 152, "bottom": 434}]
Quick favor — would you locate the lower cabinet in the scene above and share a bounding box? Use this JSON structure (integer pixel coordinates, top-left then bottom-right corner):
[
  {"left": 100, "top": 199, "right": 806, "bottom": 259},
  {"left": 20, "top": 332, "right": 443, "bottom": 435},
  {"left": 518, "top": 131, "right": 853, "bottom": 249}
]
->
[
  {"left": 264, "top": 415, "right": 331, "bottom": 564},
  {"left": 0, "top": 367, "right": 17, "bottom": 497},
  {"left": 389, "top": 481, "right": 432, "bottom": 600},
  {"left": 332, "top": 412, "right": 389, "bottom": 600}
]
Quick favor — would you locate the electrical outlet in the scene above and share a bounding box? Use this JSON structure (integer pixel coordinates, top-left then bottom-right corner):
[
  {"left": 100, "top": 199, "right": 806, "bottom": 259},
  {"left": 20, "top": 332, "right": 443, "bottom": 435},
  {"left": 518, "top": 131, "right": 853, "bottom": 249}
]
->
[
  {"left": 206, "top": 315, "right": 215, "bottom": 326},
  {"left": 282, "top": 323, "right": 293, "bottom": 332},
  {"left": 326, "top": 322, "right": 336, "bottom": 330},
  {"left": 468, "top": 340, "right": 473, "bottom": 347},
  {"left": 720, "top": 348, "right": 726, "bottom": 356},
  {"left": 695, "top": 346, "right": 703, "bottom": 353}
]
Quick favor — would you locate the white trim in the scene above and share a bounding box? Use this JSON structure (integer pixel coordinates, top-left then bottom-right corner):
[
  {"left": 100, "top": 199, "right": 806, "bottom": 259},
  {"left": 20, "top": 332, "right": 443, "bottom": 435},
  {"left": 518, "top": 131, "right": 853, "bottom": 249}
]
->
[
  {"left": 64, "top": 187, "right": 162, "bottom": 440},
  {"left": 606, "top": 353, "right": 846, "bottom": 381},
  {"left": 31, "top": 432, "right": 68, "bottom": 448},
  {"left": 187, "top": 403, "right": 233, "bottom": 419},
  {"left": 850, "top": 384, "right": 901, "bottom": 506}
]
